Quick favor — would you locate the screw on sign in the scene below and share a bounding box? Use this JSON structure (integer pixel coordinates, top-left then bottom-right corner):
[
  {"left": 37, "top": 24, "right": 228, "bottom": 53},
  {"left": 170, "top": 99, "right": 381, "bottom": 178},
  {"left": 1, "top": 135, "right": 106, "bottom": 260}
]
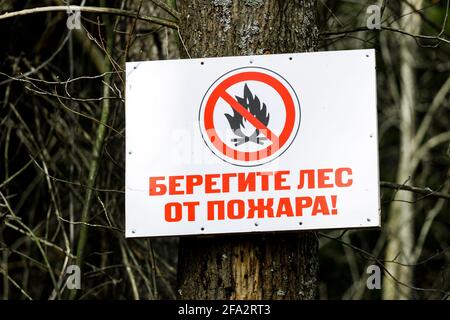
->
[{"left": 199, "top": 67, "right": 301, "bottom": 166}]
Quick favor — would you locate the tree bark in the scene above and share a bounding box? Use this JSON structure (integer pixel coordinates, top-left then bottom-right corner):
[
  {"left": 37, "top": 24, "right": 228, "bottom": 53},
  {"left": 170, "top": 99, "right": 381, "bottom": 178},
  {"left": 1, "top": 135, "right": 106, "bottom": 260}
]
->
[{"left": 177, "top": 0, "right": 319, "bottom": 300}]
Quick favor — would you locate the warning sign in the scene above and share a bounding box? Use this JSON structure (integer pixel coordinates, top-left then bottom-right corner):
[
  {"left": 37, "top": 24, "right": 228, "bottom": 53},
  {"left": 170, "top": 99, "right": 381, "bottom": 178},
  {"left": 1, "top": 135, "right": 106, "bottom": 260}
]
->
[
  {"left": 125, "top": 49, "right": 380, "bottom": 237},
  {"left": 199, "top": 67, "right": 300, "bottom": 166}
]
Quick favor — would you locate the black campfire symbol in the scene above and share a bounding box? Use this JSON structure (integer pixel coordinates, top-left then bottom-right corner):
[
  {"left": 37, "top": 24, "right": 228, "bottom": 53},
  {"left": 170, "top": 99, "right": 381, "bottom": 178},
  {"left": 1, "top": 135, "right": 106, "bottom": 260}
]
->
[{"left": 224, "top": 84, "right": 270, "bottom": 147}]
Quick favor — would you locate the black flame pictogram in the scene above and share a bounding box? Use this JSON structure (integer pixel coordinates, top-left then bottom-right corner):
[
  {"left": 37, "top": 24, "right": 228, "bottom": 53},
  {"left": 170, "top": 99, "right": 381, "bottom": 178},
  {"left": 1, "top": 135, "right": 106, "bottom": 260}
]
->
[{"left": 224, "top": 84, "right": 270, "bottom": 146}]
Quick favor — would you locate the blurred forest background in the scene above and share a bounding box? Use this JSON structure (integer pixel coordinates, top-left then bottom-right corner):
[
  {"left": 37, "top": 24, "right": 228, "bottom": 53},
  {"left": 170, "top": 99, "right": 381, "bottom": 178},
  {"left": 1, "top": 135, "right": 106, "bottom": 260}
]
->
[{"left": 0, "top": 0, "right": 449, "bottom": 300}]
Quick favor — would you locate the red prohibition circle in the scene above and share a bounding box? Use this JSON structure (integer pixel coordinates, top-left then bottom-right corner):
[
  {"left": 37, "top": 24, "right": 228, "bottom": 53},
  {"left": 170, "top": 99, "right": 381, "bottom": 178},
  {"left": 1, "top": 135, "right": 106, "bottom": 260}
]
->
[{"left": 203, "top": 71, "right": 297, "bottom": 162}]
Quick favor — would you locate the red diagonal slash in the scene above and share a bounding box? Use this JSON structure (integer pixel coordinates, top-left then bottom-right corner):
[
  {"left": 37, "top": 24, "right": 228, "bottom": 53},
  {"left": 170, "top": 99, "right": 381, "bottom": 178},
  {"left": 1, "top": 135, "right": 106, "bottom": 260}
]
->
[{"left": 220, "top": 90, "right": 279, "bottom": 145}]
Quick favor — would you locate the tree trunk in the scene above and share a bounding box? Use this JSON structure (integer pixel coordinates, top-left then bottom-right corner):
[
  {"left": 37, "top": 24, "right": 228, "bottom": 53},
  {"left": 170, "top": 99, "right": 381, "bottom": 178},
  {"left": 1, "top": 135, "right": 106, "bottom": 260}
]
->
[
  {"left": 177, "top": 0, "right": 319, "bottom": 300},
  {"left": 383, "top": 0, "right": 423, "bottom": 300}
]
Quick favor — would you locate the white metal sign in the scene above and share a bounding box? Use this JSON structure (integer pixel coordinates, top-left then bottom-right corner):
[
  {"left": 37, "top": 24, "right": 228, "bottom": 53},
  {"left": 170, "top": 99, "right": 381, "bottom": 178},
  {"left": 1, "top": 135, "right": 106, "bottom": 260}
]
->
[{"left": 125, "top": 49, "right": 380, "bottom": 237}]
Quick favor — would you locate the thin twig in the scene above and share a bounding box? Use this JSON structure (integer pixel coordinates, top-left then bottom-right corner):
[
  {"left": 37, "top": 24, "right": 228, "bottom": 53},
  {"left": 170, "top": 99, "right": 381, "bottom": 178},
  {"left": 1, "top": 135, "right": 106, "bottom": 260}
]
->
[{"left": 150, "top": 0, "right": 180, "bottom": 20}]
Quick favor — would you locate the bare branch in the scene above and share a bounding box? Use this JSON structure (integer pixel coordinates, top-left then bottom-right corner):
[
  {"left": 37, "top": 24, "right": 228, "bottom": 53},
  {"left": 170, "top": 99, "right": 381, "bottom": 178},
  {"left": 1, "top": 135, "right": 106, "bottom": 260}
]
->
[
  {"left": 0, "top": 5, "right": 178, "bottom": 29},
  {"left": 380, "top": 181, "right": 450, "bottom": 200},
  {"left": 414, "top": 77, "right": 450, "bottom": 148},
  {"left": 321, "top": 26, "right": 450, "bottom": 45},
  {"left": 411, "top": 131, "right": 450, "bottom": 171}
]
